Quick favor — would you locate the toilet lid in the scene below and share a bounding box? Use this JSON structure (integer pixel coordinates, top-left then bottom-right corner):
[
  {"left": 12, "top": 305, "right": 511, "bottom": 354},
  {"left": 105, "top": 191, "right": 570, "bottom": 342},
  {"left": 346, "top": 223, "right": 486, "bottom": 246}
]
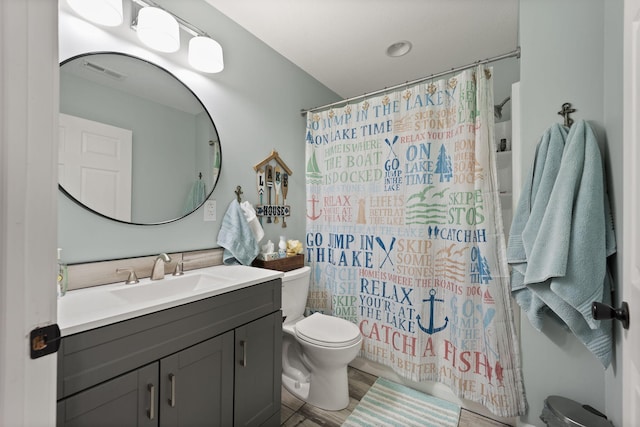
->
[{"left": 295, "top": 312, "right": 362, "bottom": 348}]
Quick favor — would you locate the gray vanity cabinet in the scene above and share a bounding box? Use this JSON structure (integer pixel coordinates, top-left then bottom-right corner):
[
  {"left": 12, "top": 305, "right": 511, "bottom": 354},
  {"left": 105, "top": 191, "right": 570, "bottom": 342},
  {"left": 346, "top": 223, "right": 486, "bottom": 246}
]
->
[
  {"left": 159, "top": 332, "right": 234, "bottom": 426},
  {"left": 56, "top": 362, "right": 158, "bottom": 427},
  {"left": 234, "top": 311, "right": 282, "bottom": 427},
  {"left": 57, "top": 279, "right": 282, "bottom": 427}
]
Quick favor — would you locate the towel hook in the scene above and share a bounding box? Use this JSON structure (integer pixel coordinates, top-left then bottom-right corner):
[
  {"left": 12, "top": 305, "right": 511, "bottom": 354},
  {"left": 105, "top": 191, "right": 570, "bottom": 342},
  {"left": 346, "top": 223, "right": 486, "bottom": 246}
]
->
[
  {"left": 558, "top": 102, "right": 576, "bottom": 127},
  {"left": 234, "top": 186, "right": 243, "bottom": 203}
]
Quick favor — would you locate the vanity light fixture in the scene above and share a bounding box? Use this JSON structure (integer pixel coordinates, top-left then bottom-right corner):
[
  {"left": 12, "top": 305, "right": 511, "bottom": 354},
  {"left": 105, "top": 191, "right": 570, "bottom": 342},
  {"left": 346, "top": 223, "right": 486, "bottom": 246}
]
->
[
  {"left": 66, "top": 0, "right": 123, "bottom": 27},
  {"left": 130, "top": 0, "right": 225, "bottom": 73},
  {"left": 189, "top": 36, "right": 224, "bottom": 73},
  {"left": 136, "top": 7, "right": 180, "bottom": 53}
]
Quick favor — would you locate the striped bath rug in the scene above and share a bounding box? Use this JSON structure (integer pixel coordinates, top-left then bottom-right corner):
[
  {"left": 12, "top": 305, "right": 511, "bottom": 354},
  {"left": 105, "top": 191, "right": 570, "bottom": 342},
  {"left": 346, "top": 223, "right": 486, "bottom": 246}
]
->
[{"left": 343, "top": 377, "right": 461, "bottom": 427}]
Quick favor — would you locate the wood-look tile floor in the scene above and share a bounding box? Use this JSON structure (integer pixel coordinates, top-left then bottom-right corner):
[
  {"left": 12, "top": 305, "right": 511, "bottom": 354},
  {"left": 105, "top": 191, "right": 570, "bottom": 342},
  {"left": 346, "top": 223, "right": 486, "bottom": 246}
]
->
[{"left": 280, "top": 367, "right": 512, "bottom": 427}]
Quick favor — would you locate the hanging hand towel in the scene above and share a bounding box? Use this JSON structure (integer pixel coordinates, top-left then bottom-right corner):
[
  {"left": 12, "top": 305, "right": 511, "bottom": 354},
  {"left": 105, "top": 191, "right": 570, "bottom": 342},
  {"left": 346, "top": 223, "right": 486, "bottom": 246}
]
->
[
  {"left": 184, "top": 179, "right": 206, "bottom": 214},
  {"left": 217, "top": 199, "right": 260, "bottom": 266},
  {"left": 240, "top": 200, "right": 264, "bottom": 243},
  {"left": 507, "top": 120, "right": 616, "bottom": 367}
]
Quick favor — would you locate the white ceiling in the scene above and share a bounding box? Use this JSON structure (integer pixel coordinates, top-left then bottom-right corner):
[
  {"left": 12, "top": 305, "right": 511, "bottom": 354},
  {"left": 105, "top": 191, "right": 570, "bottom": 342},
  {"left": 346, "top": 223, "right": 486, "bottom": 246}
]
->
[{"left": 204, "top": 0, "right": 519, "bottom": 99}]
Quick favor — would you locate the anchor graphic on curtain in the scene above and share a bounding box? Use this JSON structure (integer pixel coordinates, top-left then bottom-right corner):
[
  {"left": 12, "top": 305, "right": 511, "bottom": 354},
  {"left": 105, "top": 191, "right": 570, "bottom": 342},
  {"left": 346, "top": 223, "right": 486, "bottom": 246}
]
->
[{"left": 416, "top": 289, "right": 449, "bottom": 334}]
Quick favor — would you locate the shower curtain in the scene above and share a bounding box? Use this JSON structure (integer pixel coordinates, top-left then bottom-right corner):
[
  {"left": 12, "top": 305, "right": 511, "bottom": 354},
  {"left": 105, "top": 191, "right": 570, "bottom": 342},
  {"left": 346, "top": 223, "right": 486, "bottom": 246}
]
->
[{"left": 304, "top": 65, "right": 526, "bottom": 417}]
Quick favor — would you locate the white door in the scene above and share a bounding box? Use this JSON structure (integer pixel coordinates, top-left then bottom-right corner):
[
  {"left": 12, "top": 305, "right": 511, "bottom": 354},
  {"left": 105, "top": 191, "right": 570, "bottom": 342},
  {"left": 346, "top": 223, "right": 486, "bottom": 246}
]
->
[
  {"left": 58, "top": 113, "right": 133, "bottom": 221},
  {"left": 0, "top": 1, "right": 58, "bottom": 425},
  {"left": 623, "top": 0, "right": 640, "bottom": 425}
]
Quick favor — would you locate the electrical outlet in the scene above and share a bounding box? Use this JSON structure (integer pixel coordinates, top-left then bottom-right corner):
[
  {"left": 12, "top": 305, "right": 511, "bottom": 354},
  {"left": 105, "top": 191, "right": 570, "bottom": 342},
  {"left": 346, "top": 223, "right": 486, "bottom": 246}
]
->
[{"left": 203, "top": 200, "right": 216, "bottom": 221}]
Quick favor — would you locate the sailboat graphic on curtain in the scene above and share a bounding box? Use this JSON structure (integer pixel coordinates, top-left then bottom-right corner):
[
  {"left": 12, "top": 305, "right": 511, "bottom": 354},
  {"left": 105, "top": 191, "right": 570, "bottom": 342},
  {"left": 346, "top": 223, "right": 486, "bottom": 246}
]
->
[{"left": 304, "top": 65, "right": 527, "bottom": 418}]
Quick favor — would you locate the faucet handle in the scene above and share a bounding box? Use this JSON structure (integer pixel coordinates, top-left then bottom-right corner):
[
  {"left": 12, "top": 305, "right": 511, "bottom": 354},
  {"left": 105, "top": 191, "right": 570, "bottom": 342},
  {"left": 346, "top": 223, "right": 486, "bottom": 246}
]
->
[
  {"left": 173, "top": 261, "right": 184, "bottom": 276},
  {"left": 116, "top": 267, "right": 139, "bottom": 285}
]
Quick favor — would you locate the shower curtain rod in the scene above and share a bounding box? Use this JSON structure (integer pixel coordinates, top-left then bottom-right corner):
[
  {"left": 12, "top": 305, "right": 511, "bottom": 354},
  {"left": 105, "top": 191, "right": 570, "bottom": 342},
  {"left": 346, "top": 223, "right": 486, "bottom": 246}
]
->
[{"left": 300, "top": 47, "right": 520, "bottom": 116}]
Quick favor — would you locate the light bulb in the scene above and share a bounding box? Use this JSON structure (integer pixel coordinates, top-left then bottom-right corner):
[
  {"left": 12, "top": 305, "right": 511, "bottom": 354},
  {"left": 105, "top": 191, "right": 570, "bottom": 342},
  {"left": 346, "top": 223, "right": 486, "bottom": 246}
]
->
[
  {"left": 189, "top": 36, "right": 224, "bottom": 73},
  {"left": 136, "top": 7, "right": 180, "bottom": 53}
]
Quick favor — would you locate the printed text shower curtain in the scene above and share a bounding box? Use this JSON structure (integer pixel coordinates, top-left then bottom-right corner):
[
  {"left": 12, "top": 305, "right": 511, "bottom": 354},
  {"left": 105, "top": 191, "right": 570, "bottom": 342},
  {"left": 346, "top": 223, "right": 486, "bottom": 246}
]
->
[{"left": 304, "top": 66, "right": 527, "bottom": 417}]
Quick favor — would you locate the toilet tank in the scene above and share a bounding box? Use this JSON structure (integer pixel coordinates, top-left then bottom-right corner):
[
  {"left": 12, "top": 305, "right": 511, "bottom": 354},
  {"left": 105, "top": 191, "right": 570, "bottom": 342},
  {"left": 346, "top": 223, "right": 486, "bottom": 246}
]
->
[{"left": 281, "top": 266, "right": 311, "bottom": 322}]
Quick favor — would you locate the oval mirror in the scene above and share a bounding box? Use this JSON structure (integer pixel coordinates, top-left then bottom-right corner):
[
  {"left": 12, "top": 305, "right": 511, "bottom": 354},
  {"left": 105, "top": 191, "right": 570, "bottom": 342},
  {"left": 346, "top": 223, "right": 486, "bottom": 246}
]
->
[{"left": 59, "top": 52, "right": 221, "bottom": 225}]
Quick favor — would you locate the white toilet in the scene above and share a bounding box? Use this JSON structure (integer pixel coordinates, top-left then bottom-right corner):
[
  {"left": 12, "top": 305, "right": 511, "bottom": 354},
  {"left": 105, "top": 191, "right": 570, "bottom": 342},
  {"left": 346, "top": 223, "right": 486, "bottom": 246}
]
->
[{"left": 281, "top": 266, "right": 362, "bottom": 411}]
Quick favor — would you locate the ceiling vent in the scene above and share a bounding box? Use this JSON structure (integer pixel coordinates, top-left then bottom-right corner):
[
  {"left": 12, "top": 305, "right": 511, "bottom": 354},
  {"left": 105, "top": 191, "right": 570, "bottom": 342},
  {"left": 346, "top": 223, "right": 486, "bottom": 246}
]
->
[{"left": 81, "top": 60, "right": 127, "bottom": 80}]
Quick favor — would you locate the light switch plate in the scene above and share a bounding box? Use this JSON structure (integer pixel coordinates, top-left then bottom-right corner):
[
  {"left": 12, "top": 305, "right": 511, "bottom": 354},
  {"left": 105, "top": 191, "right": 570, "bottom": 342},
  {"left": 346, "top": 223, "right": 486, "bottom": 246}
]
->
[{"left": 203, "top": 200, "right": 216, "bottom": 221}]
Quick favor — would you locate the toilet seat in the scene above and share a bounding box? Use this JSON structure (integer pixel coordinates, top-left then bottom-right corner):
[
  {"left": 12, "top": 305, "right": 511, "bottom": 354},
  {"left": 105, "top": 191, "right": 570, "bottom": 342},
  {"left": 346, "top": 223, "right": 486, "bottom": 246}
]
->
[{"left": 295, "top": 313, "right": 361, "bottom": 348}]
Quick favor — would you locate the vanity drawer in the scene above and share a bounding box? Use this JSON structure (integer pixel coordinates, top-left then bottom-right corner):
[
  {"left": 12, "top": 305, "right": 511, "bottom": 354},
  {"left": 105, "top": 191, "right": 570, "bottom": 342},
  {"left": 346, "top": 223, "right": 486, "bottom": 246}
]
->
[{"left": 57, "top": 278, "right": 281, "bottom": 399}]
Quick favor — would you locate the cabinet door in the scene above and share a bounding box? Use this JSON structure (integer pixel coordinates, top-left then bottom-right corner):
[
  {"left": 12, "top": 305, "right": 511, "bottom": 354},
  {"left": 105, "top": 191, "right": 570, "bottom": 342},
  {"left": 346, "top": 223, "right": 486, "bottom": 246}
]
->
[
  {"left": 234, "top": 311, "right": 282, "bottom": 427},
  {"left": 160, "top": 332, "right": 234, "bottom": 427},
  {"left": 57, "top": 363, "right": 158, "bottom": 427}
]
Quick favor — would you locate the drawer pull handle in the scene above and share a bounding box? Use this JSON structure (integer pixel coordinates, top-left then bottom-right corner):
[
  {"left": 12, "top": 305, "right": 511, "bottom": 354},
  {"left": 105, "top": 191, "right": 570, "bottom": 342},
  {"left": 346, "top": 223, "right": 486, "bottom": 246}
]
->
[
  {"left": 147, "top": 384, "right": 155, "bottom": 420},
  {"left": 241, "top": 340, "right": 247, "bottom": 367},
  {"left": 169, "top": 373, "right": 176, "bottom": 407}
]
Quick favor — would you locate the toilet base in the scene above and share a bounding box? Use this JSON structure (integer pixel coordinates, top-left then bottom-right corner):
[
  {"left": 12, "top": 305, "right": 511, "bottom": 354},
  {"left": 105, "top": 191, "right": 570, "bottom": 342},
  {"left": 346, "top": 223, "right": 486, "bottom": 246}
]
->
[
  {"left": 282, "top": 373, "right": 310, "bottom": 402},
  {"left": 282, "top": 365, "right": 350, "bottom": 411}
]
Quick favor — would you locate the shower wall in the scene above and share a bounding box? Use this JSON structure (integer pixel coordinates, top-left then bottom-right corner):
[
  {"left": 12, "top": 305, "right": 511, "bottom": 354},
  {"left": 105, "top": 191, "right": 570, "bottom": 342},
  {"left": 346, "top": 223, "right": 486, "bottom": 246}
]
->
[{"left": 519, "top": 0, "right": 623, "bottom": 426}]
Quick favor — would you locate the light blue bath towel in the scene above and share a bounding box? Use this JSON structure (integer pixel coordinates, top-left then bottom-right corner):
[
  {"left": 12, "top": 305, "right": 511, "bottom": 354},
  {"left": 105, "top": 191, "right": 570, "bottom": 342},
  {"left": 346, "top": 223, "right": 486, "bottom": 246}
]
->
[
  {"left": 217, "top": 199, "right": 260, "bottom": 266},
  {"left": 184, "top": 179, "right": 206, "bottom": 214},
  {"left": 507, "top": 120, "right": 616, "bottom": 367},
  {"left": 507, "top": 124, "right": 567, "bottom": 322}
]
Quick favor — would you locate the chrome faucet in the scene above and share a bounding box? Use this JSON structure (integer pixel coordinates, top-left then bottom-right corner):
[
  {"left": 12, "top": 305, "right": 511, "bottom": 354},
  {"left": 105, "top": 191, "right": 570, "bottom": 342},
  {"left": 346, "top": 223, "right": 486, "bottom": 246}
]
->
[{"left": 151, "top": 253, "right": 171, "bottom": 280}]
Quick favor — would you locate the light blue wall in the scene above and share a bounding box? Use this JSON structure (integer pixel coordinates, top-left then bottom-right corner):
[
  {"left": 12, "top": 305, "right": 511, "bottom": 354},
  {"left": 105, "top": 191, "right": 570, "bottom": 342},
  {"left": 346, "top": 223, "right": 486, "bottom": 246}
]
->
[
  {"left": 519, "top": 0, "right": 623, "bottom": 425},
  {"left": 58, "top": 2, "right": 340, "bottom": 263}
]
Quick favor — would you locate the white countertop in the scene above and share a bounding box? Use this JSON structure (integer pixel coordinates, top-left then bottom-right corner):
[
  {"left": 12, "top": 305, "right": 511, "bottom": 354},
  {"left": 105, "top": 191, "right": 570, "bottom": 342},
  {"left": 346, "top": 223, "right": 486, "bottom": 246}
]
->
[{"left": 58, "top": 265, "right": 283, "bottom": 336}]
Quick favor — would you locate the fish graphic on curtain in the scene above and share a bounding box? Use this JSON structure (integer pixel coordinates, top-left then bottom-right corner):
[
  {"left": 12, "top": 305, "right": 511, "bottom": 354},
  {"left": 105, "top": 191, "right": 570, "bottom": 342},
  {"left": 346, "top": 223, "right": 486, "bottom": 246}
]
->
[{"left": 304, "top": 65, "right": 527, "bottom": 417}]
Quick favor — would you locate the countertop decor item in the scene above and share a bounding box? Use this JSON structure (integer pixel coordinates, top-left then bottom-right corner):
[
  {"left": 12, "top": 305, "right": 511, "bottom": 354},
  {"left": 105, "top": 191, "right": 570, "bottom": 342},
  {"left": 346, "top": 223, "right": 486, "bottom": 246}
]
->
[{"left": 252, "top": 254, "right": 304, "bottom": 272}]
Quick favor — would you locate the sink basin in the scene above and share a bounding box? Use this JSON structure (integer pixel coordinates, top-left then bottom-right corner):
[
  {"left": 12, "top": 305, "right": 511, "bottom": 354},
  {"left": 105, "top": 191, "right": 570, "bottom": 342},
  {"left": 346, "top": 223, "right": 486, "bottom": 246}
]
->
[
  {"left": 110, "top": 273, "right": 236, "bottom": 304},
  {"left": 58, "top": 264, "right": 284, "bottom": 336}
]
